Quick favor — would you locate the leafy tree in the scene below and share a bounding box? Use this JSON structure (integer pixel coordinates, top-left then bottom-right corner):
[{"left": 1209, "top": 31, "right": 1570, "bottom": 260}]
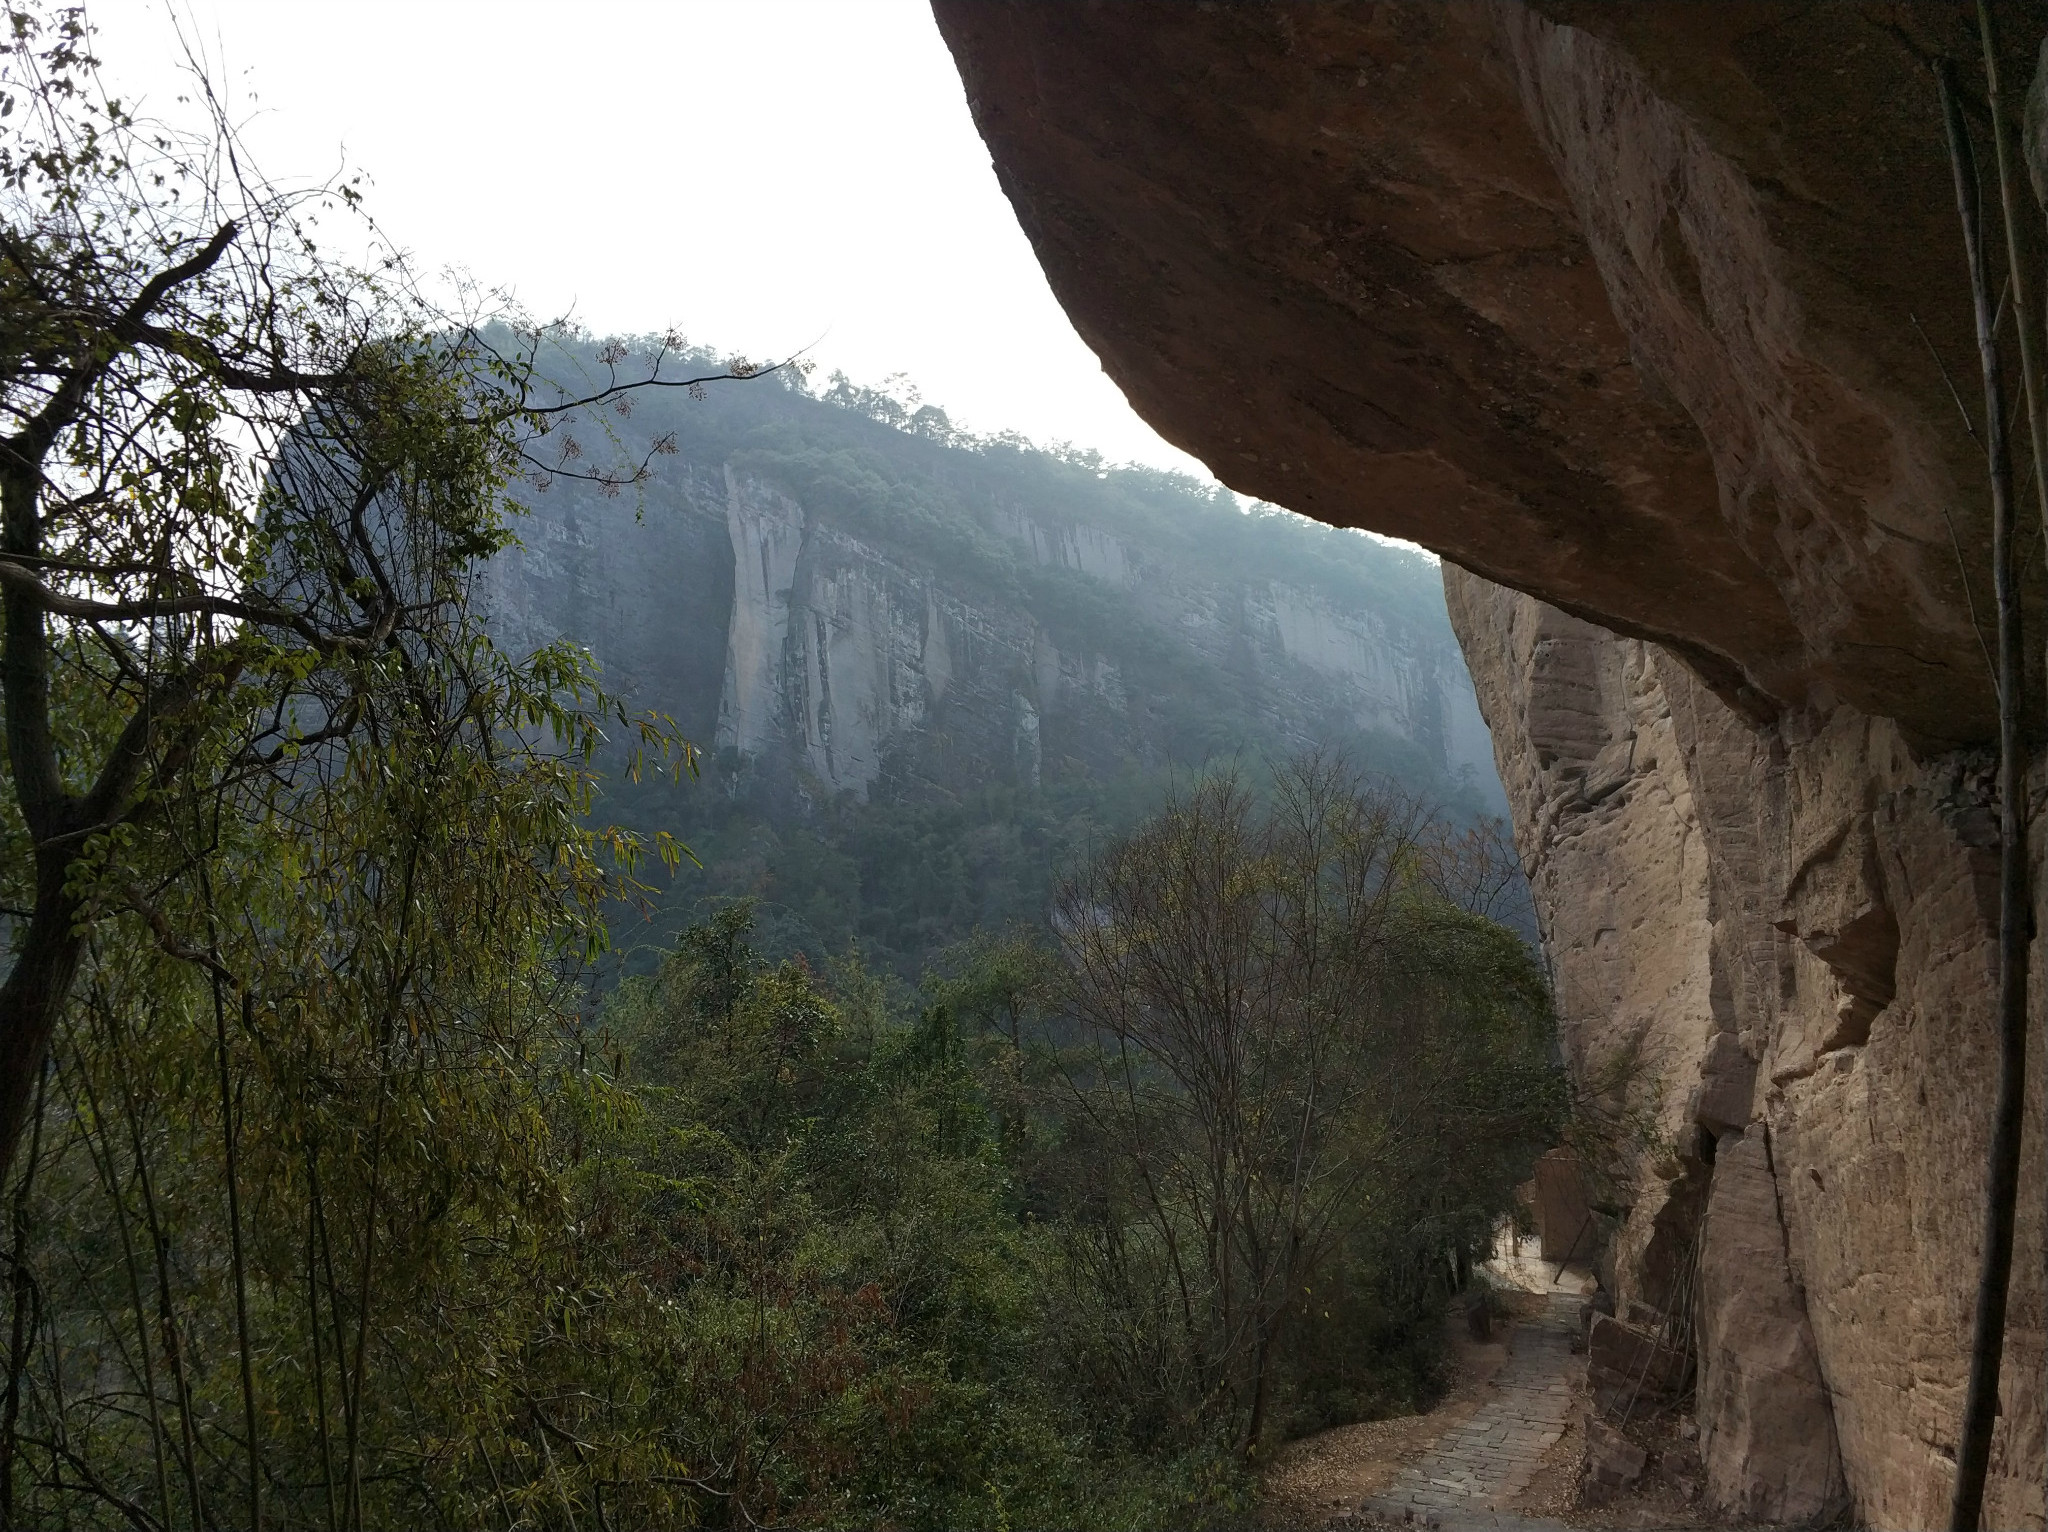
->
[
  {"left": 0, "top": 12, "right": 1561, "bottom": 1527},
  {"left": 0, "top": 3, "right": 762, "bottom": 1184},
  {"left": 15, "top": 630, "right": 649, "bottom": 1529},
  {"left": 596, "top": 906, "right": 1248, "bottom": 1530}
]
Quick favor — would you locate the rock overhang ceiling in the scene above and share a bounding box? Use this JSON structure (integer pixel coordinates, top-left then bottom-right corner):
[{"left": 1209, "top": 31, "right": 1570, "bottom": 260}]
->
[{"left": 931, "top": 0, "right": 2043, "bottom": 750}]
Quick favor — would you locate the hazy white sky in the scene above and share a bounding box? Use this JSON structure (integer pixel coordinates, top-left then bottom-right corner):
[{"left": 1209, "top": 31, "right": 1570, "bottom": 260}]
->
[{"left": 84, "top": 0, "right": 1213, "bottom": 475}]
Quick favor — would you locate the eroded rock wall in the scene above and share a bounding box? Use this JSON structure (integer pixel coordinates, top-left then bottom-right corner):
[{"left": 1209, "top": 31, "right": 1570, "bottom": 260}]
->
[
  {"left": 1449, "top": 569, "right": 2045, "bottom": 1529},
  {"left": 1696, "top": 1130, "right": 1845, "bottom": 1526},
  {"left": 933, "top": 1, "right": 2041, "bottom": 744}
]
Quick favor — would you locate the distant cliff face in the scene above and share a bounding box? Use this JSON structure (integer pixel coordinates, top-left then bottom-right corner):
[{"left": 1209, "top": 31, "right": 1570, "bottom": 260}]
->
[{"left": 486, "top": 445, "right": 1499, "bottom": 815}]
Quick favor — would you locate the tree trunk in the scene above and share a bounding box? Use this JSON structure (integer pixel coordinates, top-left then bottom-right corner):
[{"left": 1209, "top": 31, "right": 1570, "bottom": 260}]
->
[
  {"left": 0, "top": 860, "right": 82, "bottom": 1192},
  {"left": 1242, "top": 1328, "right": 1272, "bottom": 1461},
  {"left": 1941, "top": 59, "right": 2033, "bottom": 1532}
]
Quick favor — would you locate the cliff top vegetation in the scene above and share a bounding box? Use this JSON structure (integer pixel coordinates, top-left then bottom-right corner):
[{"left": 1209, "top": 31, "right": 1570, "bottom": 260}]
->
[{"left": 527, "top": 328, "right": 1453, "bottom": 636}]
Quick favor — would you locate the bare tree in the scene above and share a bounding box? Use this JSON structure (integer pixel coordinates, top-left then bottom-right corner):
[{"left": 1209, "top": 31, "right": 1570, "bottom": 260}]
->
[
  {"left": 1938, "top": 9, "right": 2044, "bottom": 1523},
  {"left": 1045, "top": 758, "right": 1559, "bottom": 1455}
]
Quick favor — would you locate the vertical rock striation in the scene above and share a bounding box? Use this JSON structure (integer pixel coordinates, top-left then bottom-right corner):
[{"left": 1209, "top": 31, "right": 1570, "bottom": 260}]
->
[
  {"left": 1696, "top": 1130, "right": 1844, "bottom": 1525},
  {"left": 1448, "top": 567, "right": 2040, "bottom": 1530},
  {"left": 719, "top": 466, "right": 807, "bottom": 761},
  {"left": 486, "top": 453, "right": 1498, "bottom": 808}
]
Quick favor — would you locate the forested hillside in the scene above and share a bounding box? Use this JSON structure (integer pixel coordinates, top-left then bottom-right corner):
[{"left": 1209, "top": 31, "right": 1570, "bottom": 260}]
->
[
  {"left": 484, "top": 351, "right": 1510, "bottom": 974},
  {"left": 0, "top": 14, "right": 1574, "bottom": 1529}
]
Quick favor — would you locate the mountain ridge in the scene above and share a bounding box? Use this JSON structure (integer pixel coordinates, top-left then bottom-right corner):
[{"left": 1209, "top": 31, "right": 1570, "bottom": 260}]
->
[{"left": 482, "top": 354, "right": 1507, "bottom": 971}]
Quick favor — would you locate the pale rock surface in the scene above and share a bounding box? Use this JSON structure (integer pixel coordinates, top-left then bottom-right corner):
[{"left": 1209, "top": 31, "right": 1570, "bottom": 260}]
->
[
  {"left": 720, "top": 467, "right": 807, "bottom": 759},
  {"left": 1448, "top": 568, "right": 2047, "bottom": 1532},
  {"left": 1439, "top": 576, "right": 1718, "bottom": 1322},
  {"left": 487, "top": 460, "right": 1498, "bottom": 806},
  {"left": 1696, "top": 1130, "right": 1846, "bottom": 1525}
]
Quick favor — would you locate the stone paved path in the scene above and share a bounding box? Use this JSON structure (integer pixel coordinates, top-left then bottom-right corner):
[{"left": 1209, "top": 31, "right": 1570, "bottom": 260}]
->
[{"left": 1357, "top": 1293, "right": 1580, "bottom": 1530}]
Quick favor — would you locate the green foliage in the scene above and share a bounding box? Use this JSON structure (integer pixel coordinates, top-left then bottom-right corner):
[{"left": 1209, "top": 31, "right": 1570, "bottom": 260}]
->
[
  {"left": 9, "top": 622, "right": 686, "bottom": 1529},
  {"left": 586, "top": 903, "right": 1258, "bottom": 1529},
  {"left": 0, "top": 0, "right": 730, "bottom": 1203},
  {"left": 13, "top": 737, "right": 1554, "bottom": 1530},
  {"left": 1028, "top": 762, "right": 1565, "bottom": 1458},
  {"left": 614, "top": 767, "right": 1174, "bottom": 981}
]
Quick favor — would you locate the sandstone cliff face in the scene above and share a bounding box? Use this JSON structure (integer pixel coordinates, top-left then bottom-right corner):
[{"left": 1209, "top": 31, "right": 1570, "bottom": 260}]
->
[
  {"left": 933, "top": 1, "right": 2039, "bottom": 744},
  {"left": 485, "top": 455, "right": 1498, "bottom": 808},
  {"left": 1447, "top": 571, "right": 2043, "bottom": 1529},
  {"left": 935, "top": 2, "right": 2048, "bottom": 1524},
  {"left": 1697, "top": 1130, "right": 1845, "bottom": 1526}
]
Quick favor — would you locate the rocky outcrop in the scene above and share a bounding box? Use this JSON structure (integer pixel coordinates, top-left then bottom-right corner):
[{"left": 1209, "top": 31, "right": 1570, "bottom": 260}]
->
[
  {"left": 1583, "top": 1416, "right": 1648, "bottom": 1498},
  {"left": 1446, "top": 570, "right": 2042, "bottom": 1529},
  {"left": 1586, "top": 1313, "right": 1688, "bottom": 1418},
  {"left": 932, "top": 1, "right": 2037, "bottom": 745},
  {"left": 933, "top": 3, "right": 2048, "bottom": 1525},
  {"left": 718, "top": 474, "right": 955, "bottom": 795},
  {"left": 719, "top": 467, "right": 807, "bottom": 761},
  {"left": 1444, "top": 567, "right": 2044, "bottom": 1528}
]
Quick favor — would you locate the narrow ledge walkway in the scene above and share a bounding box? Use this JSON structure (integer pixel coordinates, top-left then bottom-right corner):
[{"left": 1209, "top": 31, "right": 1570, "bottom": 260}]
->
[{"left": 1357, "top": 1292, "right": 1581, "bottom": 1531}]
